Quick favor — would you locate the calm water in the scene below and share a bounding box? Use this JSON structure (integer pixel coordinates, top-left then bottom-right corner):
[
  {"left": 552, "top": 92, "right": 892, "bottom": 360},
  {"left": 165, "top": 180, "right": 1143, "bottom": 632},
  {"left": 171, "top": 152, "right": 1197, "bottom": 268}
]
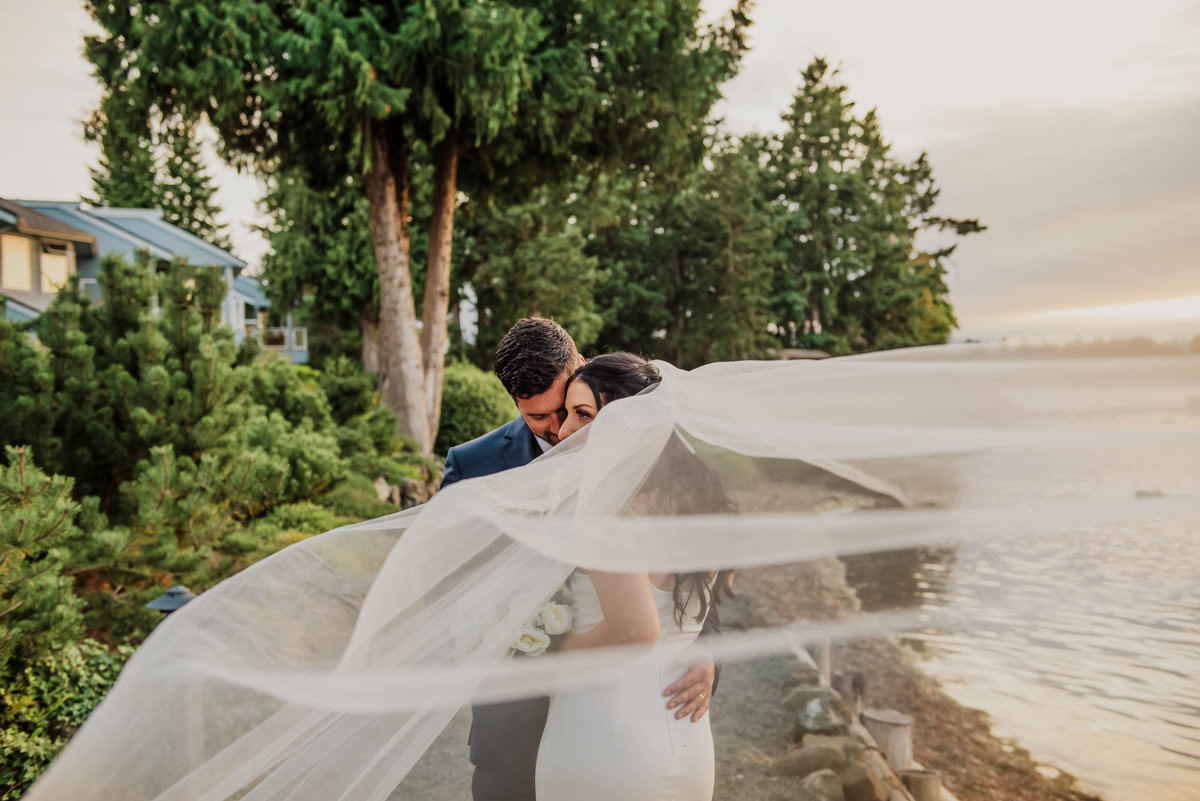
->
[{"left": 843, "top": 521, "right": 1200, "bottom": 801}]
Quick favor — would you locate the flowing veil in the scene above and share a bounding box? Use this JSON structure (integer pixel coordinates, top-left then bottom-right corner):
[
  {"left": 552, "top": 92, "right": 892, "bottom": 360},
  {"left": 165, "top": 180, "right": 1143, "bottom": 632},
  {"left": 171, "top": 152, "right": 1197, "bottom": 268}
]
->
[{"left": 25, "top": 345, "right": 1200, "bottom": 801}]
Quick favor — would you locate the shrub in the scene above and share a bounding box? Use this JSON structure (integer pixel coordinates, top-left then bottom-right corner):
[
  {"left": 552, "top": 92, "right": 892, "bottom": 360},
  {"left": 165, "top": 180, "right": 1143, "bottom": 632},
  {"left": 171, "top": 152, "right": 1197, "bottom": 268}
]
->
[
  {"left": 0, "top": 447, "right": 97, "bottom": 675},
  {"left": 317, "top": 355, "right": 378, "bottom": 425},
  {"left": 245, "top": 359, "right": 335, "bottom": 433},
  {"left": 435, "top": 362, "right": 514, "bottom": 455},
  {"left": 314, "top": 472, "right": 399, "bottom": 520},
  {"left": 0, "top": 639, "right": 133, "bottom": 800}
]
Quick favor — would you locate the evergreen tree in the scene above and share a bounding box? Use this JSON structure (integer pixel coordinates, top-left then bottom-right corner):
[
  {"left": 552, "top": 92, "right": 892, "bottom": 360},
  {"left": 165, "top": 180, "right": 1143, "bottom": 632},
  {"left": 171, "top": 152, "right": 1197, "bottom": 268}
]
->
[
  {"left": 650, "top": 138, "right": 778, "bottom": 366},
  {"left": 584, "top": 139, "right": 777, "bottom": 367},
  {"left": 89, "top": 0, "right": 751, "bottom": 453},
  {"left": 764, "top": 59, "right": 982, "bottom": 354},
  {"left": 259, "top": 169, "right": 378, "bottom": 369},
  {"left": 156, "top": 119, "right": 234, "bottom": 251},
  {"left": 0, "top": 447, "right": 95, "bottom": 676},
  {"left": 83, "top": 1, "right": 231, "bottom": 249},
  {"left": 456, "top": 183, "right": 604, "bottom": 365}
]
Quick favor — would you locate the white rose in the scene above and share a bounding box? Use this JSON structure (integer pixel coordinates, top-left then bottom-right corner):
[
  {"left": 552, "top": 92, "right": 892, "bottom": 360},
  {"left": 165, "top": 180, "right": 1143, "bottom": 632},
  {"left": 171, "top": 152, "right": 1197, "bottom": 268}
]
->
[
  {"left": 537, "top": 602, "right": 573, "bottom": 636},
  {"left": 512, "top": 624, "right": 551, "bottom": 657}
]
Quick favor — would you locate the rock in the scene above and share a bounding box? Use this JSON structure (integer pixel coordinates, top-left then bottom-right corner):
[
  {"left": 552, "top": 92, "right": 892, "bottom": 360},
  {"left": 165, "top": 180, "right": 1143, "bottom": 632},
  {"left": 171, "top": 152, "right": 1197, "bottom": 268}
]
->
[
  {"left": 400, "top": 476, "right": 433, "bottom": 508},
  {"left": 776, "top": 745, "right": 848, "bottom": 777},
  {"left": 802, "top": 768, "right": 846, "bottom": 801},
  {"left": 794, "top": 694, "right": 848, "bottom": 737},
  {"left": 373, "top": 476, "right": 394, "bottom": 504},
  {"left": 802, "top": 733, "right": 857, "bottom": 761},
  {"left": 784, "top": 686, "right": 837, "bottom": 712},
  {"left": 839, "top": 762, "right": 891, "bottom": 801}
]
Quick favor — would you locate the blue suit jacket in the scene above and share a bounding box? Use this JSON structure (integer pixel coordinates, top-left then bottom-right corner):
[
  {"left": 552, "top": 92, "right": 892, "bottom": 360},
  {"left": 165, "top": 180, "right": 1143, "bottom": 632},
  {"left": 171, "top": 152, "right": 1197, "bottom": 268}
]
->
[{"left": 441, "top": 416, "right": 540, "bottom": 489}]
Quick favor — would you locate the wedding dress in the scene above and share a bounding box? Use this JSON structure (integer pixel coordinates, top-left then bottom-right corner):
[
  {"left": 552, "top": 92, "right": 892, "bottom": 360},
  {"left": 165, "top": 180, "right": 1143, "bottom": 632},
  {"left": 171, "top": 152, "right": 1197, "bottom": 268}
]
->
[{"left": 536, "top": 572, "right": 715, "bottom": 801}]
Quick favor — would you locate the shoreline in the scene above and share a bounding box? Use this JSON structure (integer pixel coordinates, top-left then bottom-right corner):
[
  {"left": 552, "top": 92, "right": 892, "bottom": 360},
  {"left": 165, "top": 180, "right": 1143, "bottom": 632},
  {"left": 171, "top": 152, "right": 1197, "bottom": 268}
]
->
[{"left": 723, "top": 559, "right": 1104, "bottom": 801}]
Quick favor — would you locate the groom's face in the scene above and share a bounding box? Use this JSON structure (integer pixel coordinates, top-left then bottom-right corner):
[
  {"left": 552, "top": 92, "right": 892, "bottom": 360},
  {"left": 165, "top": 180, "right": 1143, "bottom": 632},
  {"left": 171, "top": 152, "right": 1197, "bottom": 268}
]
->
[{"left": 514, "top": 369, "right": 573, "bottom": 445}]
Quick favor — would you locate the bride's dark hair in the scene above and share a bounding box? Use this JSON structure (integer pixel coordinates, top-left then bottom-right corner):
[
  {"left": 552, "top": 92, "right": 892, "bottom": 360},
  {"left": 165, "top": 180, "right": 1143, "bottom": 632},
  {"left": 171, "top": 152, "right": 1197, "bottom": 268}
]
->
[{"left": 568, "top": 353, "right": 735, "bottom": 626}]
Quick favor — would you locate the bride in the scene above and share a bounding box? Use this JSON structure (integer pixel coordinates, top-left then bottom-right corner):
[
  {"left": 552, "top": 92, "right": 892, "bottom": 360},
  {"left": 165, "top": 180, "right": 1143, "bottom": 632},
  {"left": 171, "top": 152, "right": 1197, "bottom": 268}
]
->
[{"left": 536, "top": 353, "right": 734, "bottom": 801}]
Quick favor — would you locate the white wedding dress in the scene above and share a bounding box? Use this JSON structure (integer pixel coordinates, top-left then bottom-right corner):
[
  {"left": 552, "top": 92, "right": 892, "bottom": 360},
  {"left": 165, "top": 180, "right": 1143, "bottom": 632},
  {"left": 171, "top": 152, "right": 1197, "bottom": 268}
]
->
[{"left": 535, "top": 571, "right": 715, "bottom": 801}]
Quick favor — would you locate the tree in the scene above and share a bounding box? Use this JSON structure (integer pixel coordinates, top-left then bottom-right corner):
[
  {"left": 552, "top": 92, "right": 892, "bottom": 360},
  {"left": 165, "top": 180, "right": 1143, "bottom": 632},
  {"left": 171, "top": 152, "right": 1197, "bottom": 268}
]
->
[
  {"left": 764, "top": 58, "right": 982, "bottom": 354},
  {"left": 643, "top": 137, "right": 778, "bottom": 366},
  {"left": 86, "top": 0, "right": 751, "bottom": 453},
  {"left": 455, "top": 182, "right": 604, "bottom": 365},
  {"left": 83, "top": 1, "right": 231, "bottom": 249},
  {"left": 0, "top": 447, "right": 95, "bottom": 676},
  {"left": 583, "top": 138, "right": 777, "bottom": 367},
  {"left": 258, "top": 167, "right": 381, "bottom": 370}
]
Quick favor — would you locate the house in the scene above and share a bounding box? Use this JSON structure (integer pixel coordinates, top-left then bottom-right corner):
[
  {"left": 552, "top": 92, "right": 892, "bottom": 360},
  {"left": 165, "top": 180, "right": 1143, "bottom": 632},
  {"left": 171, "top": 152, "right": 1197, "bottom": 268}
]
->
[{"left": 0, "top": 198, "right": 307, "bottom": 363}]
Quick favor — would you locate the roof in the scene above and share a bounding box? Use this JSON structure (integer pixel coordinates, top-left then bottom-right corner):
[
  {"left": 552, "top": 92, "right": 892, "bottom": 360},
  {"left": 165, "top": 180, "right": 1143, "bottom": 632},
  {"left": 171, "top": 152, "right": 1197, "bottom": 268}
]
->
[
  {"left": 1, "top": 294, "right": 42, "bottom": 323},
  {"left": 91, "top": 207, "right": 246, "bottom": 269},
  {"left": 14, "top": 201, "right": 244, "bottom": 269},
  {"left": 0, "top": 198, "right": 98, "bottom": 249},
  {"left": 232, "top": 273, "right": 270, "bottom": 306}
]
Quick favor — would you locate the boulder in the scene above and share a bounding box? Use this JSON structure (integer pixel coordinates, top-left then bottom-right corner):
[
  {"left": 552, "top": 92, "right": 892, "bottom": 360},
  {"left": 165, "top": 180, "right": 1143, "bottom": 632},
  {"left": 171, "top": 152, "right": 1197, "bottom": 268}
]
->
[
  {"left": 793, "top": 694, "right": 848, "bottom": 737},
  {"left": 802, "top": 768, "right": 847, "bottom": 801},
  {"left": 839, "top": 762, "right": 891, "bottom": 801},
  {"left": 776, "top": 745, "right": 848, "bottom": 777},
  {"left": 400, "top": 476, "right": 434, "bottom": 508},
  {"left": 802, "top": 733, "right": 857, "bottom": 761},
  {"left": 785, "top": 686, "right": 838, "bottom": 712}
]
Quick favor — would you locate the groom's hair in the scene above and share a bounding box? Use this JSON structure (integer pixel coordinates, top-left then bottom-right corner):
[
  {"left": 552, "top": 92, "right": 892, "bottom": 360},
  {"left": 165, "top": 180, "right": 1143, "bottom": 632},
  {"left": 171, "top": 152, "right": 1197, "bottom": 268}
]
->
[{"left": 494, "top": 317, "right": 579, "bottom": 399}]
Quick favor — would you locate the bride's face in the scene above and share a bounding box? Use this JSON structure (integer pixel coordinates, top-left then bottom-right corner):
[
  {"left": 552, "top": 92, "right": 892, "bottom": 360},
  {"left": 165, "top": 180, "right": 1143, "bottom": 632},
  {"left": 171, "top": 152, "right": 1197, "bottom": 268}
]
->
[{"left": 559, "top": 380, "right": 599, "bottom": 440}]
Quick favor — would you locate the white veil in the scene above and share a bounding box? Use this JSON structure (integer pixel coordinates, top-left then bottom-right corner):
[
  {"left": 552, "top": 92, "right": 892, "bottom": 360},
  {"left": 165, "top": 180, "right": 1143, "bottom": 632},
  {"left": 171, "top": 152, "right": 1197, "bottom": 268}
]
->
[{"left": 25, "top": 345, "right": 1200, "bottom": 801}]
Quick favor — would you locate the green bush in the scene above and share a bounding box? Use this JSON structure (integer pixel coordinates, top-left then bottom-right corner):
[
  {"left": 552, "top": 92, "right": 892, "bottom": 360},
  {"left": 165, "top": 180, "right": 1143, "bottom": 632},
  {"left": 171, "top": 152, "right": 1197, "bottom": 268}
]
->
[
  {"left": 317, "top": 355, "right": 378, "bottom": 425},
  {"left": 0, "top": 447, "right": 96, "bottom": 675},
  {"left": 435, "top": 362, "right": 514, "bottom": 455},
  {"left": 314, "top": 472, "right": 399, "bottom": 520},
  {"left": 245, "top": 359, "right": 335, "bottom": 432},
  {"left": 0, "top": 639, "right": 133, "bottom": 800}
]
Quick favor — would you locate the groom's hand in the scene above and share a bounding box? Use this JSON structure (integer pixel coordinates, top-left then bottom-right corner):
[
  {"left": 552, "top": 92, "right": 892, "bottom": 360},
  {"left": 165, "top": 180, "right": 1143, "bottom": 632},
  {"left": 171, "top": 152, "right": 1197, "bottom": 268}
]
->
[{"left": 663, "top": 657, "right": 716, "bottom": 722}]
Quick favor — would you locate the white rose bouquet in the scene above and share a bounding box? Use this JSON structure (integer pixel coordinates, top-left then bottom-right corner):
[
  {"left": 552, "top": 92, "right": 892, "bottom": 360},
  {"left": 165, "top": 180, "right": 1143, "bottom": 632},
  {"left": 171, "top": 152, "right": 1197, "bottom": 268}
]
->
[{"left": 510, "top": 589, "right": 573, "bottom": 657}]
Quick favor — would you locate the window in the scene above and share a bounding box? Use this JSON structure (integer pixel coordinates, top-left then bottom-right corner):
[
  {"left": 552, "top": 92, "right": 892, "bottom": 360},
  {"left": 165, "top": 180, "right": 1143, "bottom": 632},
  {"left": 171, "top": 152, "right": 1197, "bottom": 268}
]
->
[
  {"left": 291, "top": 328, "right": 308, "bottom": 351},
  {"left": 1, "top": 234, "right": 32, "bottom": 291},
  {"left": 40, "top": 244, "right": 70, "bottom": 293}
]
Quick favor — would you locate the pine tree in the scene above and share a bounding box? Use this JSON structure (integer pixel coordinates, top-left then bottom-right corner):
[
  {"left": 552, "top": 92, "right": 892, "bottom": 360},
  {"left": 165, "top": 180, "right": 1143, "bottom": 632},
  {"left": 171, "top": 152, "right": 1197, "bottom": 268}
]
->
[
  {"left": 765, "top": 59, "right": 982, "bottom": 353},
  {"left": 0, "top": 447, "right": 95, "bottom": 676},
  {"left": 89, "top": 0, "right": 752, "bottom": 453},
  {"left": 83, "top": 1, "right": 231, "bottom": 249},
  {"left": 456, "top": 182, "right": 604, "bottom": 365}
]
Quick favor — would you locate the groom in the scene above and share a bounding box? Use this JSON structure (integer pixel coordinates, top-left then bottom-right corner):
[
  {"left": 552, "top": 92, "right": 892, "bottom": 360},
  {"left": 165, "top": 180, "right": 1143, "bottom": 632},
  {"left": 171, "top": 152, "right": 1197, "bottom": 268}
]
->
[{"left": 441, "top": 317, "right": 719, "bottom": 801}]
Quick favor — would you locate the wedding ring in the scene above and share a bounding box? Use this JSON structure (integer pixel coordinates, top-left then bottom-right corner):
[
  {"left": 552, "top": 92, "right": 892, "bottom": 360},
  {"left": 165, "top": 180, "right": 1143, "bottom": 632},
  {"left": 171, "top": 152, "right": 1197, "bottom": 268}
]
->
[{"left": 697, "top": 691, "right": 707, "bottom": 700}]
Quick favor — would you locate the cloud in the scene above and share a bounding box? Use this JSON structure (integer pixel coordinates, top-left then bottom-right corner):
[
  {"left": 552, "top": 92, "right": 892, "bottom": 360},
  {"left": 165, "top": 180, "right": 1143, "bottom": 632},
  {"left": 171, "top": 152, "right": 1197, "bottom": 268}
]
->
[{"left": 930, "top": 97, "right": 1200, "bottom": 321}]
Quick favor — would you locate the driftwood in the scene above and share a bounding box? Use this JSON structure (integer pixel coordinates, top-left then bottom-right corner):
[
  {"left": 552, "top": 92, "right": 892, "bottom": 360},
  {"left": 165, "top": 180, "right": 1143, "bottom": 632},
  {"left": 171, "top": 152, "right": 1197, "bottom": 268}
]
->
[
  {"left": 900, "top": 768, "right": 942, "bottom": 801},
  {"left": 848, "top": 722, "right": 915, "bottom": 801},
  {"left": 862, "top": 708, "right": 914, "bottom": 772}
]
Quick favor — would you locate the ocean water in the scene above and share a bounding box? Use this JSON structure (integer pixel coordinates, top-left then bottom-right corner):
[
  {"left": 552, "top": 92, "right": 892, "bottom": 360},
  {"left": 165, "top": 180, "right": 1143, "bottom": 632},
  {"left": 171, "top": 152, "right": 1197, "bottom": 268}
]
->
[{"left": 843, "top": 520, "right": 1200, "bottom": 801}]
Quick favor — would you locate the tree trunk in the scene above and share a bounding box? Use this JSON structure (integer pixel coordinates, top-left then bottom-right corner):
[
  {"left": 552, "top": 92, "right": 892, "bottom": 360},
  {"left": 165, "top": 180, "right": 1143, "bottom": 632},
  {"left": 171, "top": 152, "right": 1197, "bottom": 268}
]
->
[
  {"left": 419, "top": 130, "right": 463, "bottom": 443},
  {"left": 363, "top": 117, "right": 432, "bottom": 453},
  {"left": 361, "top": 306, "right": 380, "bottom": 375}
]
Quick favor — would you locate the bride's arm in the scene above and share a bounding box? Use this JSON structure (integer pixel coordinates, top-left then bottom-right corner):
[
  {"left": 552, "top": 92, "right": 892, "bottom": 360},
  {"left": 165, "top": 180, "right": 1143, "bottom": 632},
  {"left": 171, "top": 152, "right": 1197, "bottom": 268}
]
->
[{"left": 558, "top": 571, "right": 659, "bottom": 651}]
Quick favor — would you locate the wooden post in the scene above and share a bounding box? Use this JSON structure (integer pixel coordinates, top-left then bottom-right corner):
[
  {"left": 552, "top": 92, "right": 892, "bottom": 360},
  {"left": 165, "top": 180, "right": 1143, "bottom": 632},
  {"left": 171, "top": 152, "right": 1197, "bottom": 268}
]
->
[
  {"left": 816, "top": 638, "right": 832, "bottom": 686},
  {"left": 862, "top": 708, "right": 914, "bottom": 772},
  {"left": 900, "top": 768, "right": 941, "bottom": 801},
  {"left": 832, "top": 670, "right": 865, "bottom": 716}
]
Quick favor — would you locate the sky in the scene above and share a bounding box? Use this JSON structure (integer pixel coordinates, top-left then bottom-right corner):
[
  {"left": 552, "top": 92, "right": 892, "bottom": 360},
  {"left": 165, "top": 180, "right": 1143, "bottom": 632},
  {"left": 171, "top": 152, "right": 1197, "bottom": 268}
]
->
[{"left": 2, "top": 0, "right": 1198, "bottom": 340}]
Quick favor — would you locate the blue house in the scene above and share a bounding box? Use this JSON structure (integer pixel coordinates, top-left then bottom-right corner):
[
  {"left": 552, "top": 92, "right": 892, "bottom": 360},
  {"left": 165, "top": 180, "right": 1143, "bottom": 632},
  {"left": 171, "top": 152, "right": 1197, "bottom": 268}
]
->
[{"left": 0, "top": 198, "right": 307, "bottom": 363}]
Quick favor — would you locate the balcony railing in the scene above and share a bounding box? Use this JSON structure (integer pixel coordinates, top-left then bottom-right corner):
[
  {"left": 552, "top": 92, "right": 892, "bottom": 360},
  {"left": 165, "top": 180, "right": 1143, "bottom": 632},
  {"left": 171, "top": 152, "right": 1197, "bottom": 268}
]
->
[{"left": 245, "top": 323, "right": 308, "bottom": 352}]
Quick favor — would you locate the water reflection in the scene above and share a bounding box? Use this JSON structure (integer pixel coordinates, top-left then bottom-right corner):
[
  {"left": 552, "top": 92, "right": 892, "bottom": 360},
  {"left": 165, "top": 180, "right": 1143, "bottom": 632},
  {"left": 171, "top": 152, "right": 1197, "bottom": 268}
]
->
[{"left": 841, "top": 521, "right": 1200, "bottom": 801}]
